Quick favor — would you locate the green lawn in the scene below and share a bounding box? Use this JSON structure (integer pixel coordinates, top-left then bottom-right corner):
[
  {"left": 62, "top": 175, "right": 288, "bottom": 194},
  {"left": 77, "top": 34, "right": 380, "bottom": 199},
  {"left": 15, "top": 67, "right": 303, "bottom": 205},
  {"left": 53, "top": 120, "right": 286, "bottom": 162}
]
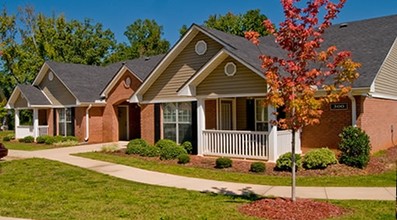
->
[
  {"left": 0, "top": 131, "right": 75, "bottom": 151},
  {"left": 0, "top": 158, "right": 394, "bottom": 219},
  {"left": 76, "top": 152, "right": 396, "bottom": 187}
]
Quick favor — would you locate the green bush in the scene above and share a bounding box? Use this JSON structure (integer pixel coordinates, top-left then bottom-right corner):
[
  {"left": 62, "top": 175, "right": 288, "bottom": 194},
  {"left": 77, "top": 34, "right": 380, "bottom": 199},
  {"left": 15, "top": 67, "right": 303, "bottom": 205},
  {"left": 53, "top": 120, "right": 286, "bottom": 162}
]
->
[
  {"left": 141, "top": 145, "right": 160, "bottom": 157},
  {"left": 44, "top": 136, "right": 56, "bottom": 145},
  {"left": 23, "top": 136, "right": 34, "bottom": 143},
  {"left": 159, "top": 145, "right": 187, "bottom": 160},
  {"left": 177, "top": 154, "right": 190, "bottom": 164},
  {"left": 275, "top": 152, "right": 302, "bottom": 172},
  {"left": 181, "top": 141, "right": 193, "bottom": 154},
  {"left": 250, "top": 162, "right": 266, "bottom": 173},
  {"left": 155, "top": 139, "right": 178, "bottom": 149},
  {"left": 36, "top": 135, "right": 52, "bottom": 144},
  {"left": 101, "top": 144, "right": 119, "bottom": 153},
  {"left": 64, "top": 136, "right": 78, "bottom": 142},
  {"left": 215, "top": 157, "right": 232, "bottom": 169},
  {"left": 2, "top": 136, "right": 10, "bottom": 142},
  {"left": 53, "top": 136, "right": 64, "bottom": 143},
  {"left": 339, "top": 126, "right": 371, "bottom": 168},
  {"left": 303, "top": 148, "right": 337, "bottom": 169},
  {"left": 126, "top": 139, "right": 149, "bottom": 155}
]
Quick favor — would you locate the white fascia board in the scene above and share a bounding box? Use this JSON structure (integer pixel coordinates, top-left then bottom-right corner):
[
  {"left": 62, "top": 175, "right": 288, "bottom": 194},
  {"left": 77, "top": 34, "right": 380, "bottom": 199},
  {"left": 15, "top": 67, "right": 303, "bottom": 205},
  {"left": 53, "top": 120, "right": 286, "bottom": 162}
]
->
[
  {"left": 139, "top": 97, "right": 197, "bottom": 104},
  {"left": 32, "top": 63, "right": 50, "bottom": 86},
  {"left": 5, "top": 87, "right": 20, "bottom": 109}
]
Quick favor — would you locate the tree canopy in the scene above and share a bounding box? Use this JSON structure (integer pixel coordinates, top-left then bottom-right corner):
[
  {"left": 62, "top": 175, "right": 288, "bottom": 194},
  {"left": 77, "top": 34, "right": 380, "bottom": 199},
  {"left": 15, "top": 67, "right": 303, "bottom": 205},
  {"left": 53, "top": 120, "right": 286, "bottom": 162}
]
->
[
  {"left": 106, "top": 19, "right": 170, "bottom": 63},
  {"left": 0, "top": 6, "right": 117, "bottom": 97},
  {"left": 179, "top": 9, "right": 269, "bottom": 37}
]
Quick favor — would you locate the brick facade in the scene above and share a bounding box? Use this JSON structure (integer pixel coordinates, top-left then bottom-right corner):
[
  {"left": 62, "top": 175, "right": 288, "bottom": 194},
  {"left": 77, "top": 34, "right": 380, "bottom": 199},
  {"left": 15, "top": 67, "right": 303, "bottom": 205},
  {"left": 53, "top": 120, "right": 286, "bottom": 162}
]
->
[
  {"left": 140, "top": 104, "right": 155, "bottom": 144},
  {"left": 356, "top": 97, "right": 397, "bottom": 152},
  {"left": 301, "top": 97, "right": 352, "bottom": 152}
]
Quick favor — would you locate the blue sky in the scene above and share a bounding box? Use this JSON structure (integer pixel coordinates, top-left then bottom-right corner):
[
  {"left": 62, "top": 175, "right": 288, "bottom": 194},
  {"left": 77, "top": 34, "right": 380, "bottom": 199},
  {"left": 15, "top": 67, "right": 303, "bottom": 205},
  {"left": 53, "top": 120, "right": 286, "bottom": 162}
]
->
[{"left": 1, "top": 0, "right": 397, "bottom": 45}]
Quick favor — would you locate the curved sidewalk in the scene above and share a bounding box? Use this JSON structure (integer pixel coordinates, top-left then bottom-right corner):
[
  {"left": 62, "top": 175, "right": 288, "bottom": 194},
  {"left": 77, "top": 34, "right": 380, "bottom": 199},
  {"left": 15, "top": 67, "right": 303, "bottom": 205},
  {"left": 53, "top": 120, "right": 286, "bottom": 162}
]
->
[{"left": 4, "top": 143, "right": 396, "bottom": 201}]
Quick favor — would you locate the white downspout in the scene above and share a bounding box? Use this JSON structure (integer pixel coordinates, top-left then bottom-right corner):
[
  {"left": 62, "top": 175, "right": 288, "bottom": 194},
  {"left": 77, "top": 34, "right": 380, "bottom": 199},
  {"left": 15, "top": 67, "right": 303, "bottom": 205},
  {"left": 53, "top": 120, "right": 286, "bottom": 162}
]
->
[
  {"left": 85, "top": 104, "right": 92, "bottom": 142},
  {"left": 348, "top": 93, "right": 357, "bottom": 126}
]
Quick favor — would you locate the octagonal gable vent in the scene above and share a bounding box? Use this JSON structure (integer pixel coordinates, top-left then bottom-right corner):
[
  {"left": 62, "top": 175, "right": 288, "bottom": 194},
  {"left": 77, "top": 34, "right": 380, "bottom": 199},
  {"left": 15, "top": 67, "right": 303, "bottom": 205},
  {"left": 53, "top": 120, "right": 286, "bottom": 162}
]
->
[{"left": 224, "top": 62, "right": 236, "bottom": 76}]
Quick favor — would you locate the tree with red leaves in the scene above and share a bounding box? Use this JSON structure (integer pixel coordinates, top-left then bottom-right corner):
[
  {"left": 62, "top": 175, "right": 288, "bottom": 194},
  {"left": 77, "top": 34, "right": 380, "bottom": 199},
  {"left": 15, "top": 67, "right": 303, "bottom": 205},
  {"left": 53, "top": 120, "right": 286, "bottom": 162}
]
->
[{"left": 246, "top": 0, "right": 360, "bottom": 201}]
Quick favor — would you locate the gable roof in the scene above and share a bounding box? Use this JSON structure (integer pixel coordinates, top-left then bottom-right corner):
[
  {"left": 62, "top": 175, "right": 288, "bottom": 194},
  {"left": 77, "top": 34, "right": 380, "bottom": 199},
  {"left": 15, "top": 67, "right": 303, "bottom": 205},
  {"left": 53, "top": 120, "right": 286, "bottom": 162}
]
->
[
  {"left": 320, "top": 14, "right": 397, "bottom": 88},
  {"left": 18, "top": 84, "right": 51, "bottom": 106}
]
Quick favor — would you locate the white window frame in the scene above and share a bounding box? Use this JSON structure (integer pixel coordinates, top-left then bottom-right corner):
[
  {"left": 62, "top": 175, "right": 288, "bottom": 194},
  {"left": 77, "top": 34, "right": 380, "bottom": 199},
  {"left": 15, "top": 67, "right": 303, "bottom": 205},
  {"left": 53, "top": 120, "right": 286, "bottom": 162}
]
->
[
  {"left": 57, "top": 108, "right": 73, "bottom": 136},
  {"left": 255, "top": 98, "right": 269, "bottom": 131},
  {"left": 162, "top": 102, "right": 192, "bottom": 144}
]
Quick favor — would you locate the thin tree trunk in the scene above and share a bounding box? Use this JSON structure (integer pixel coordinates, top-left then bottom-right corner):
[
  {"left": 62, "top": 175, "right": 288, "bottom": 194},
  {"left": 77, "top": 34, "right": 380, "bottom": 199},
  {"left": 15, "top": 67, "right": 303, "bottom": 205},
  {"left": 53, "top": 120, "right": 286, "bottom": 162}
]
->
[{"left": 291, "top": 127, "right": 296, "bottom": 202}]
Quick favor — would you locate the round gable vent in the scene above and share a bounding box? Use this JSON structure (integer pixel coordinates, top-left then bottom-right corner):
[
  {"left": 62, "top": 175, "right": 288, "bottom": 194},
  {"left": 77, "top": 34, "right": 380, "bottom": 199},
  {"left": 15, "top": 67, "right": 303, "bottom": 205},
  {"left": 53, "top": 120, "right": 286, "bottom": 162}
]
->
[
  {"left": 48, "top": 71, "right": 54, "bottom": 81},
  {"left": 195, "top": 40, "right": 207, "bottom": 55},
  {"left": 224, "top": 62, "right": 236, "bottom": 76}
]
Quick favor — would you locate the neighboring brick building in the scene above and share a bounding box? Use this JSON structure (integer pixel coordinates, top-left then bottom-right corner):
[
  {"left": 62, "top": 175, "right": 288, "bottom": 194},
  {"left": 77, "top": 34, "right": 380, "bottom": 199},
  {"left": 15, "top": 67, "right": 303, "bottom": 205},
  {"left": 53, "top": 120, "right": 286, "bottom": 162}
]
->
[{"left": 6, "top": 55, "right": 163, "bottom": 143}]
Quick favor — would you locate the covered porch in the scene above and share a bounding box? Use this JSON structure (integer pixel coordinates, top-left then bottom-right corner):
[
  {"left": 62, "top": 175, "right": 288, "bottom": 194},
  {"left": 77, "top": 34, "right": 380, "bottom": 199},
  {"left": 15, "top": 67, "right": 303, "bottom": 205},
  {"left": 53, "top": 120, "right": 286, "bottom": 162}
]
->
[
  {"left": 14, "top": 108, "right": 50, "bottom": 139},
  {"left": 196, "top": 97, "right": 301, "bottom": 162}
]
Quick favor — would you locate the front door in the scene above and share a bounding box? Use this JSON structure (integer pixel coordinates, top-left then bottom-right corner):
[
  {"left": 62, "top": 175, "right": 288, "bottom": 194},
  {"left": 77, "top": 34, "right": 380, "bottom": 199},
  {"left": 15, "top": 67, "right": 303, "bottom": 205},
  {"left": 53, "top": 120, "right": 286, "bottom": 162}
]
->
[
  {"left": 220, "top": 100, "right": 233, "bottom": 130},
  {"left": 118, "top": 106, "right": 128, "bottom": 140}
]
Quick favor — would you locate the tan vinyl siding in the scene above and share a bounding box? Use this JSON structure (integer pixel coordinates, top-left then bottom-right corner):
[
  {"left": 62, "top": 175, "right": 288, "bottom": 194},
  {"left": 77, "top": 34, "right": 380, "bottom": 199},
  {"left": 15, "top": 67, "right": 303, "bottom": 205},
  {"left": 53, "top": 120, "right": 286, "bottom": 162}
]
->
[
  {"left": 143, "top": 33, "right": 223, "bottom": 101},
  {"left": 39, "top": 71, "right": 76, "bottom": 106},
  {"left": 236, "top": 97, "right": 247, "bottom": 130},
  {"left": 374, "top": 39, "right": 397, "bottom": 96},
  {"left": 197, "top": 58, "right": 266, "bottom": 96},
  {"left": 14, "top": 93, "right": 28, "bottom": 108}
]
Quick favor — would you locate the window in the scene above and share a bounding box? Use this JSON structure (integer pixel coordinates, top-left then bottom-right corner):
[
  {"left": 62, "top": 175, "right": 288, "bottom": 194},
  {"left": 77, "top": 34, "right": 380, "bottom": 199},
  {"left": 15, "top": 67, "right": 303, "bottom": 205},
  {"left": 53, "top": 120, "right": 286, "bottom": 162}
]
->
[
  {"left": 255, "top": 99, "right": 268, "bottom": 131},
  {"left": 162, "top": 102, "right": 192, "bottom": 143},
  {"left": 57, "top": 108, "right": 74, "bottom": 136}
]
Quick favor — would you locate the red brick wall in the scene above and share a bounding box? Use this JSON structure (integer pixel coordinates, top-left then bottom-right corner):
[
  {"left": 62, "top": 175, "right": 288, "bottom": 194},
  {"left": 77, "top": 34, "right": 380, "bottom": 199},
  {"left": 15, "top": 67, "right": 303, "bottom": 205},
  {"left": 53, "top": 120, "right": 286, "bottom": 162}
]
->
[
  {"left": 301, "top": 97, "right": 352, "bottom": 152},
  {"left": 74, "top": 106, "right": 104, "bottom": 143},
  {"left": 356, "top": 97, "right": 397, "bottom": 152},
  {"left": 205, "top": 100, "right": 217, "bottom": 129},
  {"left": 102, "top": 70, "right": 142, "bottom": 142},
  {"left": 140, "top": 104, "right": 155, "bottom": 144}
]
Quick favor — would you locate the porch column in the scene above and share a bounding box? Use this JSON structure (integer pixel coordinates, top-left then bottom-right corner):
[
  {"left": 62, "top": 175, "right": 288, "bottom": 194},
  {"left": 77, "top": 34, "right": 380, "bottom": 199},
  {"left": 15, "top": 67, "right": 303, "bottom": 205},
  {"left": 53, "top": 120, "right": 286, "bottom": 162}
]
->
[
  {"left": 268, "top": 106, "right": 278, "bottom": 162},
  {"left": 197, "top": 98, "right": 205, "bottom": 156},
  {"left": 33, "top": 108, "right": 39, "bottom": 140},
  {"left": 15, "top": 109, "right": 20, "bottom": 138}
]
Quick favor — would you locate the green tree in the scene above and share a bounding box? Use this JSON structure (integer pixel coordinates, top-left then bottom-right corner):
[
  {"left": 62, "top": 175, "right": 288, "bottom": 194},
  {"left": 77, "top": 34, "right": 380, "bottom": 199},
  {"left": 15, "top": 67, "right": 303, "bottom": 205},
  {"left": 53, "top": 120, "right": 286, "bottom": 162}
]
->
[
  {"left": 107, "top": 19, "right": 170, "bottom": 63},
  {"left": 179, "top": 9, "right": 269, "bottom": 37},
  {"left": 0, "top": 6, "right": 117, "bottom": 95}
]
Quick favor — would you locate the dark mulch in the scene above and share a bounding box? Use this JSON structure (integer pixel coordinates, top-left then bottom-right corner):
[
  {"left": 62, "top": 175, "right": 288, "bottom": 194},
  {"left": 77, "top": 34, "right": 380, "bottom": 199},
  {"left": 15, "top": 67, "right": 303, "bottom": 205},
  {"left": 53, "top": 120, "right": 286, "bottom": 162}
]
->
[{"left": 239, "top": 198, "right": 348, "bottom": 220}]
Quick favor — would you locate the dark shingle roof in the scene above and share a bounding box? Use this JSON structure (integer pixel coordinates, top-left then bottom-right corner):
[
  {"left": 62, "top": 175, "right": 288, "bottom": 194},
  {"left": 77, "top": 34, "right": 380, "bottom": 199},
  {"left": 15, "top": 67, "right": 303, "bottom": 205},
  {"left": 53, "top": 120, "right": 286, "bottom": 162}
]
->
[
  {"left": 46, "top": 61, "right": 118, "bottom": 102},
  {"left": 198, "top": 14, "right": 397, "bottom": 88},
  {"left": 109, "top": 54, "right": 165, "bottom": 81},
  {"left": 18, "top": 84, "right": 51, "bottom": 106},
  {"left": 45, "top": 54, "right": 164, "bottom": 103}
]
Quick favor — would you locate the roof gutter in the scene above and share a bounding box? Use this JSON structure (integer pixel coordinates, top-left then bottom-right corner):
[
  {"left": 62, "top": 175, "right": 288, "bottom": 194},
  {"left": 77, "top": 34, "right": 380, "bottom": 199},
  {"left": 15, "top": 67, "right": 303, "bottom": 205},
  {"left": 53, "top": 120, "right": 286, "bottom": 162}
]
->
[{"left": 84, "top": 104, "right": 92, "bottom": 142}]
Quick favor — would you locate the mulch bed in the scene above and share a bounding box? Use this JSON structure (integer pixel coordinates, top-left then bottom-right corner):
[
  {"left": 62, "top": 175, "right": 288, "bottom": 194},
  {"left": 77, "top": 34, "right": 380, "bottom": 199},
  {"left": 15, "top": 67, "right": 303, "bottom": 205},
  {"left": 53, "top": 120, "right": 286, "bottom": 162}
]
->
[
  {"left": 113, "top": 146, "right": 396, "bottom": 220},
  {"left": 239, "top": 197, "right": 348, "bottom": 220}
]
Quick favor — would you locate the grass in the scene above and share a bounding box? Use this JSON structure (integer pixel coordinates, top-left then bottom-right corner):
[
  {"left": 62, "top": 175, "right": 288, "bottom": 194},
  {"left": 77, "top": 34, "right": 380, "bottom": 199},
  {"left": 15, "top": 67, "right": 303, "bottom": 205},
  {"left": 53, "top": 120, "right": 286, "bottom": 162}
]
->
[
  {"left": 0, "top": 131, "right": 77, "bottom": 151},
  {"left": 76, "top": 152, "right": 396, "bottom": 187},
  {"left": 0, "top": 158, "right": 394, "bottom": 219}
]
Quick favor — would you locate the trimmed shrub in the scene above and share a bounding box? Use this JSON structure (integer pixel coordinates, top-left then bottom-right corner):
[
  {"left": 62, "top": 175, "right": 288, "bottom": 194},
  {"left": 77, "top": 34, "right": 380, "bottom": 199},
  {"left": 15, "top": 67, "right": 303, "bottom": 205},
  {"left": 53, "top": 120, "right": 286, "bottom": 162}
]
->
[
  {"left": 181, "top": 141, "right": 193, "bottom": 154},
  {"left": 215, "top": 157, "right": 232, "bottom": 169},
  {"left": 303, "top": 148, "right": 337, "bottom": 169},
  {"left": 36, "top": 135, "right": 51, "bottom": 144},
  {"left": 126, "top": 139, "right": 149, "bottom": 155},
  {"left": 53, "top": 136, "right": 64, "bottom": 143},
  {"left": 2, "top": 136, "right": 10, "bottom": 142},
  {"left": 275, "top": 152, "right": 302, "bottom": 172},
  {"left": 44, "top": 136, "right": 56, "bottom": 145},
  {"left": 250, "top": 162, "right": 266, "bottom": 173},
  {"left": 23, "top": 136, "right": 34, "bottom": 143},
  {"left": 159, "top": 145, "right": 187, "bottom": 160},
  {"left": 155, "top": 139, "right": 178, "bottom": 149},
  {"left": 141, "top": 145, "right": 160, "bottom": 157},
  {"left": 177, "top": 154, "right": 190, "bottom": 164},
  {"left": 339, "top": 126, "right": 371, "bottom": 168},
  {"left": 64, "top": 136, "right": 78, "bottom": 142}
]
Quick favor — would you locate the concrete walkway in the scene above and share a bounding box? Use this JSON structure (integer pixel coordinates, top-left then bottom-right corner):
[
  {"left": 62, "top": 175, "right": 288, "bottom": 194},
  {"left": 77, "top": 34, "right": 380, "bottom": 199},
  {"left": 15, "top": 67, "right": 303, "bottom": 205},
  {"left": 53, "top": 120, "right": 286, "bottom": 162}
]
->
[{"left": 3, "top": 142, "right": 396, "bottom": 201}]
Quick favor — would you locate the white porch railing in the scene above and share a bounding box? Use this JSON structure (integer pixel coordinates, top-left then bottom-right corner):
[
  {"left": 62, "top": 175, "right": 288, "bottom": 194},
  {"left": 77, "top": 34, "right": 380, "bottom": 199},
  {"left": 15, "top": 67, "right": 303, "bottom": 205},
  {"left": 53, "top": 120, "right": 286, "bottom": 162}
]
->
[
  {"left": 202, "top": 130, "right": 269, "bottom": 160},
  {"left": 15, "top": 125, "right": 49, "bottom": 139},
  {"left": 277, "top": 130, "right": 302, "bottom": 156}
]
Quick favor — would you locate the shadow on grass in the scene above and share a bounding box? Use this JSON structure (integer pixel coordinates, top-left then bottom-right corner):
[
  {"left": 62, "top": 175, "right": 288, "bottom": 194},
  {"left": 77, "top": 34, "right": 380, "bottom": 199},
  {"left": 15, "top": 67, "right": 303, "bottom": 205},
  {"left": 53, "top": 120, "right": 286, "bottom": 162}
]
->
[{"left": 201, "top": 186, "right": 264, "bottom": 202}]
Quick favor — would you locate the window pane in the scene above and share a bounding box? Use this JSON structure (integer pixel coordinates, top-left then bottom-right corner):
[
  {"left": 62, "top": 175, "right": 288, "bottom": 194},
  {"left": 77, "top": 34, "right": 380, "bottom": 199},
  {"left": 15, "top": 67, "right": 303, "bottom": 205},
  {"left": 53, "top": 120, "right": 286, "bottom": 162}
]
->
[
  {"left": 256, "top": 122, "right": 268, "bottom": 131},
  {"left": 178, "top": 102, "right": 191, "bottom": 122},
  {"left": 178, "top": 124, "right": 192, "bottom": 143},
  {"left": 59, "top": 109, "right": 65, "bottom": 122},
  {"left": 164, "top": 124, "right": 177, "bottom": 142},
  {"left": 163, "top": 103, "right": 176, "bottom": 122},
  {"left": 256, "top": 100, "right": 267, "bottom": 122},
  {"left": 66, "top": 108, "right": 72, "bottom": 122},
  {"left": 66, "top": 122, "right": 73, "bottom": 136}
]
